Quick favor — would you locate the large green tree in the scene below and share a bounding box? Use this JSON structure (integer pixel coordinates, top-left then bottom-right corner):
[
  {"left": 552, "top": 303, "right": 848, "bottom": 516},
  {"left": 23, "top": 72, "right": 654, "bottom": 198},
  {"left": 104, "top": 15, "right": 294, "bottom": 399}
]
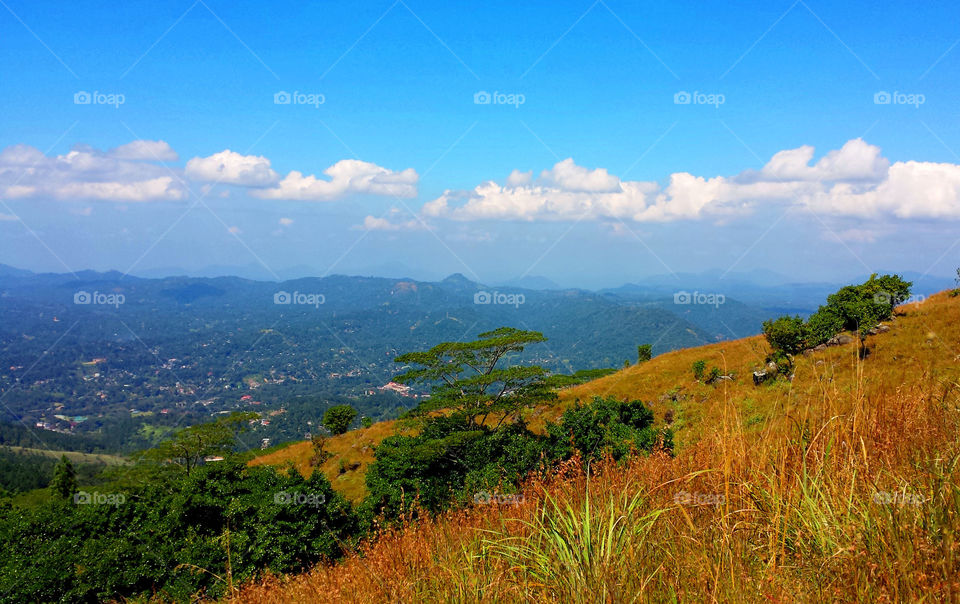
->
[
  {"left": 322, "top": 404, "right": 357, "bottom": 435},
  {"left": 394, "top": 327, "right": 557, "bottom": 428}
]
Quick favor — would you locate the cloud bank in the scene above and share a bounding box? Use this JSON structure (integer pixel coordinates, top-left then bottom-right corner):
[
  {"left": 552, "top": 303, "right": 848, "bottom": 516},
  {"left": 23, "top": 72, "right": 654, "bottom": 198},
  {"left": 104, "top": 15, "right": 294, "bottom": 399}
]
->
[{"left": 420, "top": 139, "right": 960, "bottom": 223}]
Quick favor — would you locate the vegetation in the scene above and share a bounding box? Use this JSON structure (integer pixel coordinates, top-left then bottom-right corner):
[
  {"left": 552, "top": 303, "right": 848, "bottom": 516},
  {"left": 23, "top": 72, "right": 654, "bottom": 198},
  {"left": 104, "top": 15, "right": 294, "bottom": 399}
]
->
[
  {"left": 691, "top": 359, "right": 706, "bottom": 381},
  {"left": 365, "top": 328, "right": 666, "bottom": 520},
  {"left": 240, "top": 288, "right": 960, "bottom": 603},
  {"left": 763, "top": 273, "right": 912, "bottom": 364},
  {"left": 637, "top": 343, "right": 652, "bottom": 363},
  {"left": 322, "top": 405, "right": 357, "bottom": 435}
]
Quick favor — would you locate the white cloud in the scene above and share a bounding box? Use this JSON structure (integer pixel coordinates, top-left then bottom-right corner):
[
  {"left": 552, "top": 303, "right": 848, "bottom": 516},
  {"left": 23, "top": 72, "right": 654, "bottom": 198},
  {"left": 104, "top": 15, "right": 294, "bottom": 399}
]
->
[
  {"left": 185, "top": 150, "right": 279, "bottom": 187},
  {"left": 359, "top": 213, "right": 423, "bottom": 231},
  {"left": 506, "top": 169, "right": 532, "bottom": 187},
  {"left": 424, "top": 140, "right": 960, "bottom": 223},
  {"left": 278, "top": 217, "right": 294, "bottom": 226},
  {"left": 540, "top": 158, "right": 620, "bottom": 192},
  {"left": 108, "top": 140, "right": 179, "bottom": 162},
  {"left": 0, "top": 143, "right": 186, "bottom": 202},
  {"left": 255, "top": 159, "right": 418, "bottom": 201}
]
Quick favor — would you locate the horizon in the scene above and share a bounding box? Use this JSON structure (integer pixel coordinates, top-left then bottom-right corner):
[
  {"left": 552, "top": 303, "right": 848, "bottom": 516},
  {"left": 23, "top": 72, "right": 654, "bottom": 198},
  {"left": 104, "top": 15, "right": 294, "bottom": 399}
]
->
[{"left": 2, "top": 1, "right": 959, "bottom": 287}]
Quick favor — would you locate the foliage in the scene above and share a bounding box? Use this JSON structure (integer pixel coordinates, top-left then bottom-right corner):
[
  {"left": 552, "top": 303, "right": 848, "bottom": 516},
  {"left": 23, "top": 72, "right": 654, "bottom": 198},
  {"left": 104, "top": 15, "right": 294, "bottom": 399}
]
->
[
  {"left": 0, "top": 422, "right": 358, "bottom": 602},
  {"left": 394, "top": 327, "right": 557, "bottom": 428},
  {"left": 322, "top": 405, "right": 357, "bottom": 435},
  {"left": 762, "top": 315, "right": 807, "bottom": 355},
  {"left": 692, "top": 360, "right": 706, "bottom": 381},
  {"left": 49, "top": 455, "right": 78, "bottom": 500},
  {"left": 764, "top": 274, "right": 913, "bottom": 354},
  {"left": 137, "top": 412, "right": 258, "bottom": 476},
  {"left": 364, "top": 396, "right": 668, "bottom": 520},
  {"left": 637, "top": 344, "right": 652, "bottom": 363}
]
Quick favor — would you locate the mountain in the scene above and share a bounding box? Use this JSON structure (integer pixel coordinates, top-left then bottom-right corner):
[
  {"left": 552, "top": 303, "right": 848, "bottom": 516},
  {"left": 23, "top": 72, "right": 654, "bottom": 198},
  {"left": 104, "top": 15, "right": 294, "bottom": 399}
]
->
[{"left": 0, "top": 266, "right": 738, "bottom": 450}]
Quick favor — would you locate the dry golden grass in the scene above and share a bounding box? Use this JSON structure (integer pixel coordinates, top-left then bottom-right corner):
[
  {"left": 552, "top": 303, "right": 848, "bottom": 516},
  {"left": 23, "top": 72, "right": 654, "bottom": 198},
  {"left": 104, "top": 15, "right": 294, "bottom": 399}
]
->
[
  {"left": 248, "top": 420, "right": 404, "bottom": 503},
  {"left": 239, "top": 291, "right": 960, "bottom": 602}
]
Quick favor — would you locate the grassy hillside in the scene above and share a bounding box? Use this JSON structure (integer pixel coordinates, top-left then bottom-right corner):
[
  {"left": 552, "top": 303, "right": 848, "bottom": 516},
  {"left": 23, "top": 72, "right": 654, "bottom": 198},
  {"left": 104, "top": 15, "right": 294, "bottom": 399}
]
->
[
  {"left": 249, "top": 421, "right": 403, "bottom": 503},
  {"left": 241, "top": 291, "right": 960, "bottom": 602}
]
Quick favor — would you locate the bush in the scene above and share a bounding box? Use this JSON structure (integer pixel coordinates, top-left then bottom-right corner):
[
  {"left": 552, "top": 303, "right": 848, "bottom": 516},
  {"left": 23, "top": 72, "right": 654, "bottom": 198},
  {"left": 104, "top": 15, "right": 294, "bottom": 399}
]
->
[
  {"left": 762, "top": 315, "right": 807, "bottom": 355},
  {"left": 804, "top": 305, "right": 844, "bottom": 347},
  {"left": 323, "top": 405, "right": 358, "bottom": 435},
  {"left": 763, "top": 274, "right": 913, "bottom": 355},
  {"left": 364, "top": 397, "right": 669, "bottom": 521},
  {"left": 636, "top": 344, "right": 652, "bottom": 363},
  {"left": 692, "top": 360, "right": 706, "bottom": 381}
]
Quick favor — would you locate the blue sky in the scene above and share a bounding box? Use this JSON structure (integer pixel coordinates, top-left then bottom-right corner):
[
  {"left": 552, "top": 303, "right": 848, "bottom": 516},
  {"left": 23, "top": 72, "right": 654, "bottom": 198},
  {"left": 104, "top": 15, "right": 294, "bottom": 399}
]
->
[{"left": 1, "top": 0, "right": 959, "bottom": 287}]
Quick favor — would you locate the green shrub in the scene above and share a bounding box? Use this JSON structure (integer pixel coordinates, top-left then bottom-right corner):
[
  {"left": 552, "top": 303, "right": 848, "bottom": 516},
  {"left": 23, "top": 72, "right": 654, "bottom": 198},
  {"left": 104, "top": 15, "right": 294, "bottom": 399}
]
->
[
  {"left": 323, "top": 405, "right": 358, "bottom": 435},
  {"left": 762, "top": 315, "right": 807, "bottom": 355},
  {"left": 692, "top": 360, "right": 706, "bottom": 381}
]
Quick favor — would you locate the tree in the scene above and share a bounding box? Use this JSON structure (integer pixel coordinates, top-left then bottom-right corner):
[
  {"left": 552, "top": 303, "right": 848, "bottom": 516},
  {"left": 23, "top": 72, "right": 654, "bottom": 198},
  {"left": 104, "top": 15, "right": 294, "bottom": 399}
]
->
[
  {"left": 139, "top": 411, "right": 257, "bottom": 475},
  {"left": 762, "top": 315, "right": 807, "bottom": 355},
  {"left": 322, "top": 405, "right": 357, "bottom": 435},
  {"left": 49, "top": 455, "right": 77, "bottom": 500},
  {"left": 394, "top": 327, "right": 556, "bottom": 428},
  {"left": 637, "top": 344, "right": 652, "bottom": 364}
]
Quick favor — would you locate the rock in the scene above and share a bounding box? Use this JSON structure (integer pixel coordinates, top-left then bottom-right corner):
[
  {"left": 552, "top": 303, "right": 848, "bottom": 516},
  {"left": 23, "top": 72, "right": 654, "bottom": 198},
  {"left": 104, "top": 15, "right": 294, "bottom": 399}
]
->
[
  {"left": 876, "top": 324, "right": 891, "bottom": 333},
  {"left": 802, "top": 349, "right": 814, "bottom": 357},
  {"left": 836, "top": 334, "right": 853, "bottom": 345},
  {"left": 765, "top": 361, "right": 779, "bottom": 374},
  {"left": 813, "top": 344, "right": 827, "bottom": 352}
]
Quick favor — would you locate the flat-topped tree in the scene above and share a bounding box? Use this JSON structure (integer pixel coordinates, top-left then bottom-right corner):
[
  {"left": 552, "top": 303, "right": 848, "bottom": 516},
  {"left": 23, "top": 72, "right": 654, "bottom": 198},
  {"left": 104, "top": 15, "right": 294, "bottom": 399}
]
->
[{"left": 393, "top": 327, "right": 556, "bottom": 428}]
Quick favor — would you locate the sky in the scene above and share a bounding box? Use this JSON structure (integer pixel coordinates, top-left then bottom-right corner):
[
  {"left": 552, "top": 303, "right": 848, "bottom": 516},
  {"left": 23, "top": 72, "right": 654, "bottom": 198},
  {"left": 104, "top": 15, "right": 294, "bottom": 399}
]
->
[{"left": 1, "top": 0, "right": 959, "bottom": 288}]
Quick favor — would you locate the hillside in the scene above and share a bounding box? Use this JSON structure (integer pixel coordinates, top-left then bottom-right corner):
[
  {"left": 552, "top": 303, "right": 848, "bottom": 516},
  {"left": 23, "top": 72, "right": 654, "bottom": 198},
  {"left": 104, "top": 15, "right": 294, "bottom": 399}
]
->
[{"left": 241, "top": 290, "right": 960, "bottom": 602}]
